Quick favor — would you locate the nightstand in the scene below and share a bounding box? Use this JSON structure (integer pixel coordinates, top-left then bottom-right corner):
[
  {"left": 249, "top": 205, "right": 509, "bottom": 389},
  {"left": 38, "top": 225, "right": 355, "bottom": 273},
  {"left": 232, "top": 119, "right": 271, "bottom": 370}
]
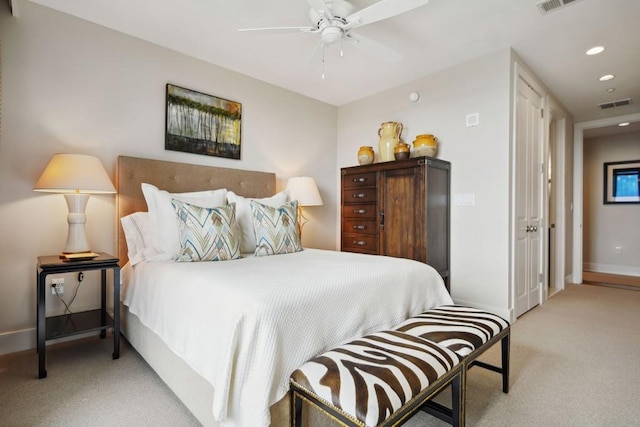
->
[{"left": 36, "top": 252, "right": 120, "bottom": 379}]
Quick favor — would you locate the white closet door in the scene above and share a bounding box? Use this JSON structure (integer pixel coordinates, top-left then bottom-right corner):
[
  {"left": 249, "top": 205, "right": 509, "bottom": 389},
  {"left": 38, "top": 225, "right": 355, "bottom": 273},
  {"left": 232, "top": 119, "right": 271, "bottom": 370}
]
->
[{"left": 515, "top": 74, "right": 544, "bottom": 317}]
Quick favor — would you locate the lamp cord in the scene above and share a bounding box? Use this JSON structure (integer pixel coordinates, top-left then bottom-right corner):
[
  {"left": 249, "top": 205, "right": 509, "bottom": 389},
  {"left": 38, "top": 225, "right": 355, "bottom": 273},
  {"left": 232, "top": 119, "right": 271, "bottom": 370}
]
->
[{"left": 53, "top": 276, "right": 83, "bottom": 315}]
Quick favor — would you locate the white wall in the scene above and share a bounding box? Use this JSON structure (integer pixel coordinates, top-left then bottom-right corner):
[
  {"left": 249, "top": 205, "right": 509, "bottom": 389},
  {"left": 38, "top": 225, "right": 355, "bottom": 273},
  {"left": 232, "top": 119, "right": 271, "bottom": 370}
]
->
[
  {"left": 0, "top": 2, "right": 338, "bottom": 354},
  {"left": 583, "top": 131, "right": 640, "bottom": 275},
  {"left": 337, "top": 49, "right": 513, "bottom": 316}
]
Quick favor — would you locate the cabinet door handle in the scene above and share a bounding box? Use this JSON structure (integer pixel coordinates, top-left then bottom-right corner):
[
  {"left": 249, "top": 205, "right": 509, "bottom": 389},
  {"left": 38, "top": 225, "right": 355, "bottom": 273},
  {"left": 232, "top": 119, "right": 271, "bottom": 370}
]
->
[
  {"left": 352, "top": 193, "right": 366, "bottom": 198},
  {"left": 353, "top": 225, "right": 366, "bottom": 230},
  {"left": 380, "top": 210, "right": 385, "bottom": 227},
  {"left": 353, "top": 209, "right": 367, "bottom": 214},
  {"left": 353, "top": 177, "right": 367, "bottom": 183},
  {"left": 353, "top": 240, "right": 367, "bottom": 246}
]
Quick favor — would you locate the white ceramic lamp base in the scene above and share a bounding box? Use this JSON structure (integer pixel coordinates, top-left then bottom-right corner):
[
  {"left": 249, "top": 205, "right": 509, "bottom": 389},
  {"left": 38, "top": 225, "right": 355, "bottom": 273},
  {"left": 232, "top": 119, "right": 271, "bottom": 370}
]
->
[{"left": 63, "top": 193, "right": 91, "bottom": 253}]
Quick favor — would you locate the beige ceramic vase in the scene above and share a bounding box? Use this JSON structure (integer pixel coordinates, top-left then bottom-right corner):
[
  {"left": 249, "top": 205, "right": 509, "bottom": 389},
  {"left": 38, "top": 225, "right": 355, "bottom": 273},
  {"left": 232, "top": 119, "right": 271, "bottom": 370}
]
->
[
  {"left": 357, "top": 146, "right": 375, "bottom": 165},
  {"left": 412, "top": 134, "right": 438, "bottom": 158},
  {"left": 378, "top": 121, "right": 403, "bottom": 162}
]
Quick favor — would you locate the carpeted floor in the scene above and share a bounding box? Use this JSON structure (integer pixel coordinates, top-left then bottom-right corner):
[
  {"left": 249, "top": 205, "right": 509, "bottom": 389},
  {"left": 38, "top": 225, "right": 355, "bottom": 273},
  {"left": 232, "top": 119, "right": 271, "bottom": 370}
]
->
[{"left": 1, "top": 283, "right": 639, "bottom": 426}]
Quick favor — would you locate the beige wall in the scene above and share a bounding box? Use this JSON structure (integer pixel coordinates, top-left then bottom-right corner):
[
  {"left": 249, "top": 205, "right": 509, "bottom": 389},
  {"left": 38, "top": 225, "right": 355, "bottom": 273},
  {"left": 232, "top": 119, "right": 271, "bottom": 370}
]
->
[
  {"left": 337, "top": 50, "right": 514, "bottom": 316},
  {"left": 583, "top": 131, "right": 640, "bottom": 275},
  {"left": 0, "top": 2, "right": 338, "bottom": 353},
  {"left": 0, "top": 2, "right": 577, "bottom": 354}
]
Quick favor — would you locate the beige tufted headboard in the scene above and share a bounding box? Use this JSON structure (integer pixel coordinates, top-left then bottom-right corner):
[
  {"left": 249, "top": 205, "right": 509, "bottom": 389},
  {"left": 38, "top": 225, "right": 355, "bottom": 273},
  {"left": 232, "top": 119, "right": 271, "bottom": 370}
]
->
[{"left": 116, "top": 156, "right": 276, "bottom": 266}]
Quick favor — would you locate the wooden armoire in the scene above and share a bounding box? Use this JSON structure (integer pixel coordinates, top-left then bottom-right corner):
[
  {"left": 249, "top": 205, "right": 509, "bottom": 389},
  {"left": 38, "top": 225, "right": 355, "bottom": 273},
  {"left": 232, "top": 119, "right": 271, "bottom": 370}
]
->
[{"left": 341, "top": 156, "right": 451, "bottom": 290}]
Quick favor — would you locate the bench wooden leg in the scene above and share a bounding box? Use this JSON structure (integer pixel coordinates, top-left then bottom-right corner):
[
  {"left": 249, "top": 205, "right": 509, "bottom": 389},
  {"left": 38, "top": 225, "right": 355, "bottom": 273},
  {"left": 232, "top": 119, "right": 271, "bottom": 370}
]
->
[
  {"left": 501, "top": 332, "right": 510, "bottom": 393},
  {"left": 292, "top": 391, "right": 303, "bottom": 427},
  {"left": 451, "top": 372, "right": 462, "bottom": 427}
]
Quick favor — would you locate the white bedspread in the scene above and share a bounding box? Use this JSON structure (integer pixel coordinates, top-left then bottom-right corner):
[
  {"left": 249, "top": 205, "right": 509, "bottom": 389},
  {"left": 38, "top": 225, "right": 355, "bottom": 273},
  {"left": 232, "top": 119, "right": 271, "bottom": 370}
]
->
[{"left": 122, "top": 249, "right": 452, "bottom": 427}]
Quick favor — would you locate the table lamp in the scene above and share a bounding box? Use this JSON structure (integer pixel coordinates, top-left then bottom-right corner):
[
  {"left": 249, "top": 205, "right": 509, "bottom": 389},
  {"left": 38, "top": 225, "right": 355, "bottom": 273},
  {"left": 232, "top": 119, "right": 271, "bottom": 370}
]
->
[
  {"left": 285, "top": 176, "right": 323, "bottom": 233},
  {"left": 34, "top": 154, "right": 116, "bottom": 254}
]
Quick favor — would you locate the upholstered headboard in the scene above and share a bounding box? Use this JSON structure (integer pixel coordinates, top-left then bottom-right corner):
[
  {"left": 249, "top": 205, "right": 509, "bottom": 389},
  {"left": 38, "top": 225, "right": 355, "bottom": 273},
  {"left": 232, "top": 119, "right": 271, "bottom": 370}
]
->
[{"left": 116, "top": 156, "right": 276, "bottom": 266}]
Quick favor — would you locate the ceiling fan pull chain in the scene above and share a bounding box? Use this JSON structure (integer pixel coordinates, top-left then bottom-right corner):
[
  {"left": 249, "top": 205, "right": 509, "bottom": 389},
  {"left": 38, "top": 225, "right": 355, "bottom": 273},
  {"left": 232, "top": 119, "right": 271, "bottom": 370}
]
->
[{"left": 321, "top": 43, "right": 326, "bottom": 80}]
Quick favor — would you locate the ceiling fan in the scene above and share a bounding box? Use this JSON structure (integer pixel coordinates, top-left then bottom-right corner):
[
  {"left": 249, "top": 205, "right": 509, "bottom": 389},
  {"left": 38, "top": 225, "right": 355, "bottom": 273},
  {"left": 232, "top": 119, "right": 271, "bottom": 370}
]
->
[{"left": 238, "top": 0, "right": 430, "bottom": 78}]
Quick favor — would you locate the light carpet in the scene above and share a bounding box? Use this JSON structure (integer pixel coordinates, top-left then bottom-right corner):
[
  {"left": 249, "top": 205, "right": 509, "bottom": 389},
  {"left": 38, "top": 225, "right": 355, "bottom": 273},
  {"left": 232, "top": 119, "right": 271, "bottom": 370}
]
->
[{"left": 1, "top": 283, "right": 638, "bottom": 426}]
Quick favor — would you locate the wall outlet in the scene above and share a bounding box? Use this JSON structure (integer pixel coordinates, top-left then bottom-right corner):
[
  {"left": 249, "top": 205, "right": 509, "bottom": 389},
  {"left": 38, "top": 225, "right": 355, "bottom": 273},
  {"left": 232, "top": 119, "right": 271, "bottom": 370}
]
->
[
  {"left": 51, "top": 278, "right": 64, "bottom": 295},
  {"left": 615, "top": 246, "right": 622, "bottom": 254}
]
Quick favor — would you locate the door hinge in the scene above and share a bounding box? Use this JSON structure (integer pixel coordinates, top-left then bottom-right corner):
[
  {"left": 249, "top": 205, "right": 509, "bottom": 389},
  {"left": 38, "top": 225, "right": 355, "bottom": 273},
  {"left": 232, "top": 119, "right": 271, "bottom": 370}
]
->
[
  {"left": 541, "top": 109, "right": 544, "bottom": 119},
  {"left": 539, "top": 273, "right": 543, "bottom": 283}
]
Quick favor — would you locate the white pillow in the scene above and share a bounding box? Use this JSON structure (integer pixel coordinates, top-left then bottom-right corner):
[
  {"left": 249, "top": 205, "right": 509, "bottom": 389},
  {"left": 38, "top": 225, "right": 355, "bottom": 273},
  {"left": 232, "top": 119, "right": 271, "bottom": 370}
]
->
[
  {"left": 227, "top": 190, "right": 290, "bottom": 253},
  {"left": 142, "top": 183, "right": 228, "bottom": 259},
  {"left": 120, "top": 212, "right": 152, "bottom": 266}
]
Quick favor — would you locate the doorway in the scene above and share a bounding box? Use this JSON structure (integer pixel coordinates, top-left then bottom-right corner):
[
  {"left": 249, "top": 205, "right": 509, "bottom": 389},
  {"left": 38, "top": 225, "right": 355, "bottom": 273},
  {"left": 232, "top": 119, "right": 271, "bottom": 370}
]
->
[{"left": 572, "top": 112, "right": 640, "bottom": 285}]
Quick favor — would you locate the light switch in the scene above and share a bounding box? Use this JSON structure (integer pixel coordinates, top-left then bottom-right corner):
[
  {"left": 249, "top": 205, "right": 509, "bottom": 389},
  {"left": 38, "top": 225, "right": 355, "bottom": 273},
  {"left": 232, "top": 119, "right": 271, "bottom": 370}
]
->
[
  {"left": 453, "top": 193, "right": 475, "bottom": 206},
  {"left": 466, "top": 113, "right": 480, "bottom": 127}
]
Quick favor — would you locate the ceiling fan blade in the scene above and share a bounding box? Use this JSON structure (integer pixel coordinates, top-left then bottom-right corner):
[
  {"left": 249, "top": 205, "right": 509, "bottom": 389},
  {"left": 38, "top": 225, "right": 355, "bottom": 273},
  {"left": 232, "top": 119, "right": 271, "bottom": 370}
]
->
[
  {"left": 347, "top": 0, "right": 429, "bottom": 28},
  {"left": 346, "top": 32, "right": 402, "bottom": 63},
  {"left": 305, "top": 39, "right": 324, "bottom": 65},
  {"left": 238, "top": 26, "right": 315, "bottom": 34},
  {"left": 305, "top": 0, "right": 333, "bottom": 19}
]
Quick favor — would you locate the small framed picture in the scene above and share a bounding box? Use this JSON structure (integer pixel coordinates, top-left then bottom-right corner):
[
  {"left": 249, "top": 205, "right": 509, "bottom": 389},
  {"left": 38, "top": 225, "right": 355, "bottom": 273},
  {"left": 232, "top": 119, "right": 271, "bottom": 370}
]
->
[{"left": 603, "top": 160, "right": 640, "bottom": 204}]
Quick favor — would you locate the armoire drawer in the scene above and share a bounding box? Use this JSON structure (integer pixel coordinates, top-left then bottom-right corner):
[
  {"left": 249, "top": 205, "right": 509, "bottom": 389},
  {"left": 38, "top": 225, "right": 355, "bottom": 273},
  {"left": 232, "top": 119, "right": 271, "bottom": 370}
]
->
[
  {"left": 342, "top": 187, "right": 377, "bottom": 203},
  {"left": 341, "top": 234, "right": 378, "bottom": 254},
  {"left": 342, "top": 204, "right": 377, "bottom": 219},
  {"left": 342, "top": 219, "right": 378, "bottom": 235},
  {"left": 342, "top": 172, "right": 377, "bottom": 189}
]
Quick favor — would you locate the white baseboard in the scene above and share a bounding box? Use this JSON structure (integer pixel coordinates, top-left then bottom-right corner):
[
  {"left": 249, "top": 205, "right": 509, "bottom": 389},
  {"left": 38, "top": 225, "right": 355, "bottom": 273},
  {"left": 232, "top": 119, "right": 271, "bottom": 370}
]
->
[
  {"left": 451, "top": 298, "right": 513, "bottom": 324},
  {"left": 0, "top": 328, "right": 36, "bottom": 355},
  {"left": 583, "top": 262, "right": 640, "bottom": 277},
  {"left": 0, "top": 328, "right": 102, "bottom": 356}
]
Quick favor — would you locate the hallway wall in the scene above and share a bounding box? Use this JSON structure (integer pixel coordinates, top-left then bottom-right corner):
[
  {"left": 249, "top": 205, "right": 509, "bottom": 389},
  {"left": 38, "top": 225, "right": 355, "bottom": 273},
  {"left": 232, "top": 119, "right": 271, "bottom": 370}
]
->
[{"left": 583, "top": 130, "right": 640, "bottom": 276}]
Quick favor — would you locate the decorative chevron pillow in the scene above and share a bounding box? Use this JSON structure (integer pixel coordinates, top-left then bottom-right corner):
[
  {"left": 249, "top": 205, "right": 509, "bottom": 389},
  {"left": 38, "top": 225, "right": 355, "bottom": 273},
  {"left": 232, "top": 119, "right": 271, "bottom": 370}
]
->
[
  {"left": 171, "top": 200, "right": 241, "bottom": 262},
  {"left": 250, "top": 200, "right": 302, "bottom": 257}
]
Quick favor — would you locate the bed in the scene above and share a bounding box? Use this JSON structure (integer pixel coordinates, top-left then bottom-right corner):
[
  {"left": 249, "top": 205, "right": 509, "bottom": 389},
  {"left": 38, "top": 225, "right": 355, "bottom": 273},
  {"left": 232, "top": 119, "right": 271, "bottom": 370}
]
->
[{"left": 116, "top": 156, "right": 453, "bottom": 427}]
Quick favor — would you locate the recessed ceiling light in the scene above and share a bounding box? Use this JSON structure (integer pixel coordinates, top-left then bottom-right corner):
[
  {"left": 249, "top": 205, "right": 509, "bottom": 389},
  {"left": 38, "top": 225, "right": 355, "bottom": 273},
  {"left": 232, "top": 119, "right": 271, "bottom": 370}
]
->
[
  {"left": 618, "top": 122, "right": 630, "bottom": 127},
  {"left": 586, "top": 46, "right": 605, "bottom": 55},
  {"left": 599, "top": 74, "right": 615, "bottom": 82},
  {"left": 606, "top": 88, "right": 616, "bottom": 93}
]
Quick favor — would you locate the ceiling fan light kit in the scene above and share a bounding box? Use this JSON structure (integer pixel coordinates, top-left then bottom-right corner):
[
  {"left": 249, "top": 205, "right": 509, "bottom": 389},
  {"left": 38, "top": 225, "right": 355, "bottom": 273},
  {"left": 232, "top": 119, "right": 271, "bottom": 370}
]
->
[{"left": 239, "top": 0, "right": 430, "bottom": 78}]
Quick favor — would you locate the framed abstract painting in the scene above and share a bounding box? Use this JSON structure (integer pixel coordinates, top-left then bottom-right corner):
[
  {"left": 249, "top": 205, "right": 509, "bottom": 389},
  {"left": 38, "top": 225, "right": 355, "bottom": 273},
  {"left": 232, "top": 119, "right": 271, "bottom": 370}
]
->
[{"left": 165, "top": 84, "right": 241, "bottom": 160}]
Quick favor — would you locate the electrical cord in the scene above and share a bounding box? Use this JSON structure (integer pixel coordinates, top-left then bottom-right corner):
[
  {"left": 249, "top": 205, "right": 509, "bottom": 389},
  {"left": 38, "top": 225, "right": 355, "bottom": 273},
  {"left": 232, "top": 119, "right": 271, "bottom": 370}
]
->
[{"left": 52, "top": 272, "right": 84, "bottom": 315}]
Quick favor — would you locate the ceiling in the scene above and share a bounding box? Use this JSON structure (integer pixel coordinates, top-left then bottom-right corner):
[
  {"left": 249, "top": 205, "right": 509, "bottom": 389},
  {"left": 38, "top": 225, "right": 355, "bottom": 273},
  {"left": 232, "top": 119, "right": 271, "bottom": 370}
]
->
[{"left": 20, "top": 0, "right": 640, "bottom": 127}]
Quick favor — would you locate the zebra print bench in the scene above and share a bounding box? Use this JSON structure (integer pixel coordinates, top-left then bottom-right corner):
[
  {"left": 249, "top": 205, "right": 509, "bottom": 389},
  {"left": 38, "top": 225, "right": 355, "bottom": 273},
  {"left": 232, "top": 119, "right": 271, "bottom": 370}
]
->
[
  {"left": 393, "top": 305, "right": 510, "bottom": 424},
  {"left": 290, "top": 330, "right": 464, "bottom": 427}
]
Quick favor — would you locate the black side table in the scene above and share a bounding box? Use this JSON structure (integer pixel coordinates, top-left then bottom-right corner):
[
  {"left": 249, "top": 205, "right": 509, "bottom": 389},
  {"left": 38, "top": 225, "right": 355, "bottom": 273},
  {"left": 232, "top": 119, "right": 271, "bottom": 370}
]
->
[{"left": 36, "top": 252, "right": 120, "bottom": 379}]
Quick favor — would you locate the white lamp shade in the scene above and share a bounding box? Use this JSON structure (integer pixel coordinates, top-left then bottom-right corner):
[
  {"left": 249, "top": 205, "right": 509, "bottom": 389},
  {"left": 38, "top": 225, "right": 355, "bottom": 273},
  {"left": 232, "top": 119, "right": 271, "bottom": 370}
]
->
[
  {"left": 34, "top": 154, "right": 115, "bottom": 253},
  {"left": 286, "top": 177, "right": 323, "bottom": 207},
  {"left": 34, "top": 154, "right": 116, "bottom": 194}
]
